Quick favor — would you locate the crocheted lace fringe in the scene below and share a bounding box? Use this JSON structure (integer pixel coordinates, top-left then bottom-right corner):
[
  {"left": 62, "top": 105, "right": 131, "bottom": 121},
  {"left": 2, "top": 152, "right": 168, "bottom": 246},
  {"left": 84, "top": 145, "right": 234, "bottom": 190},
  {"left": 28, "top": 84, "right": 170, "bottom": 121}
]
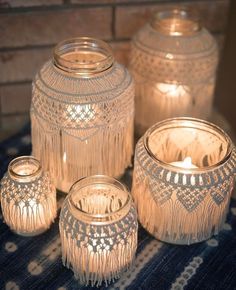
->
[
  {"left": 31, "top": 114, "right": 133, "bottom": 192},
  {"left": 60, "top": 229, "right": 137, "bottom": 287},
  {"left": 1, "top": 197, "right": 57, "bottom": 235},
  {"left": 132, "top": 178, "right": 232, "bottom": 245}
]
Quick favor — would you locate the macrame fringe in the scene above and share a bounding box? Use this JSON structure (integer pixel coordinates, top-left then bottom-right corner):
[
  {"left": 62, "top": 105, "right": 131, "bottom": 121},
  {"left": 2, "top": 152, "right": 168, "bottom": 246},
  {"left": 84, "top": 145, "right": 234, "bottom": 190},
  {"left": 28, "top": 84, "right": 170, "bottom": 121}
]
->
[
  {"left": 60, "top": 227, "right": 137, "bottom": 287},
  {"left": 1, "top": 197, "right": 57, "bottom": 235},
  {"left": 132, "top": 175, "right": 231, "bottom": 245},
  {"left": 31, "top": 114, "right": 133, "bottom": 193}
]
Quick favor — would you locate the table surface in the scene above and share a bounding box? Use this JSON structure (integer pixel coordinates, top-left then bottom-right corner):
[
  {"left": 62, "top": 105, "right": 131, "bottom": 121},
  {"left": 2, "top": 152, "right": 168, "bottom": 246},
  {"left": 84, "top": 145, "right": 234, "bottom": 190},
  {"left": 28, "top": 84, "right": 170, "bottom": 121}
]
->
[{"left": 0, "top": 123, "right": 236, "bottom": 290}]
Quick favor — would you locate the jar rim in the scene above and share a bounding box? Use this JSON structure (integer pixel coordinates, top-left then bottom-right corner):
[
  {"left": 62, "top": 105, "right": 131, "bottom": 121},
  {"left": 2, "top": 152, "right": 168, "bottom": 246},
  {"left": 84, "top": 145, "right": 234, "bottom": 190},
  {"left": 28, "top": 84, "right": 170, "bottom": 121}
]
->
[
  {"left": 143, "top": 117, "right": 233, "bottom": 172},
  {"left": 150, "top": 9, "right": 200, "bottom": 36},
  {"left": 53, "top": 37, "right": 114, "bottom": 75},
  {"left": 67, "top": 175, "right": 132, "bottom": 223},
  {"left": 8, "top": 156, "right": 42, "bottom": 181}
]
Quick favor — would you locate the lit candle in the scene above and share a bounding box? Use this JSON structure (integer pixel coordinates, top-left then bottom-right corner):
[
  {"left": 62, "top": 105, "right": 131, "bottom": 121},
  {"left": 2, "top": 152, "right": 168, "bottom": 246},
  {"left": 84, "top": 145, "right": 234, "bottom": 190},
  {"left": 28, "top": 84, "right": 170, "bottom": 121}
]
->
[
  {"left": 156, "top": 83, "right": 190, "bottom": 98},
  {"left": 132, "top": 118, "right": 236, "bottom": 244},
  {"left": 129, "top": 9, "right": 219, "bottom": 137},
  {"left": 59, "top": 175, "right": 138, "bottom": 287},
  {"left": 0, "top": 156, "right": 57, "bottom": 236},
  {"left": 31, "top": 37, "right": 134, "bottom": 194},
  {"left": 170, "top": 156, "right": 198, "bottom": 169}
]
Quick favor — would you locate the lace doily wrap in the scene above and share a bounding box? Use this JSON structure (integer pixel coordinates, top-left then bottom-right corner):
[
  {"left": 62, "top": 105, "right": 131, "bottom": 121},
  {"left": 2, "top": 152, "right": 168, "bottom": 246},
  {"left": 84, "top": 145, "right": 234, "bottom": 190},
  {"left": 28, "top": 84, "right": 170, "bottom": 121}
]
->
[
  {"left": 59, "top": 198, "right": 138, "bottom": 287},
  {"left": 0, "top": 172, "right": 57, "bottom": 236},
  {"left": 129, "top": 22, "right": 218, "bottom": 136},
  {"left": 130, "top": 24, "right": 218, "bottom": 83},
  {"left": 32, "top": 61, "right": 134, "bottom": 136},
  {"left": 132, "top": 138, "right": 236, "bottom": 245},
  {"left": 31, "top": 60, "right": 135, "bottom": 192}
]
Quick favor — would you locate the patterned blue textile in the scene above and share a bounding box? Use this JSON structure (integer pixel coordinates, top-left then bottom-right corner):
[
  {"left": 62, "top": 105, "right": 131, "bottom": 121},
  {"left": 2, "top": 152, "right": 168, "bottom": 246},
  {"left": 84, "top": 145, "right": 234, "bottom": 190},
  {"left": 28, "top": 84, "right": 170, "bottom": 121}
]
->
[{"left": 0, "top": 124, "right": 236, "bottom": 290}]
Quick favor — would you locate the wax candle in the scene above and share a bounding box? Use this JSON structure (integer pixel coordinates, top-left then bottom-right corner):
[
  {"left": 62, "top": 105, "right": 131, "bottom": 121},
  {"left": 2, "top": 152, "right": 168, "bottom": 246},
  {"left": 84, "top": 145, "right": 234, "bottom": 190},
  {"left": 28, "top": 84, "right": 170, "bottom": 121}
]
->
[
  {"left": 170, "top": 157, "right": 198, "bottom": 169},
  {"left": 59, "top": 175, "right": 138, "bottom": 287},
  {"left": 132, "top": 118, "right": 236, "bottom": 244},
  {"left": 31, "top": 37, "right": 134, "bottom": 193},
  {"left": 129, "top": 9, "right": 219, "bottom": 136},
  {"left": 0, "top": 156, "right": 57, "bottom": 236}
]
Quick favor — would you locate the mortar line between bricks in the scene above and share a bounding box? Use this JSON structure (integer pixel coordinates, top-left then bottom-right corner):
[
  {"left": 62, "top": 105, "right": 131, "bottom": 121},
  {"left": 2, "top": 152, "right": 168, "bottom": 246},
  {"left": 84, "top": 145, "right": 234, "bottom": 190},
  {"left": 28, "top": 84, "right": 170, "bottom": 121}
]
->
[
  {"left": 0, "top": 37, "right": 135, "bottom": 52},
  {"left": 115, "top": 0, "right": 229, "bottom": 7},
  {"left": 0, "top": 80, "right": 32, "bottom": 87},
  {"left": 0, "top": 44, "right": 55, "bottom": 53},
  {"left": 1, "top": 112, "right": 30, "bottom": 117},
  {"left": 0, "top": 0, "right": 229, "bottom": 14},
  {"left": 0, "top": 32, "right": 223, "bottom": 53},
  {"left": 111, "top": 4, "right": 116, "bottom": 40},
  {"left": 0, "top": 2, "right": 112, "bottom": 14}
]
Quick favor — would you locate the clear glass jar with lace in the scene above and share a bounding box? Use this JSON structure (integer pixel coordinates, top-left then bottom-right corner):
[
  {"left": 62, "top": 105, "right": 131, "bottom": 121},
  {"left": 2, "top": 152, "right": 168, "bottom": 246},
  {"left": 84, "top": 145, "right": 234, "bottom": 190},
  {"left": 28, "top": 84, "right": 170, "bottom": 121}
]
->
[
  {"left": 31, "top": 37, "right": 134, "bottom": 193},
  {"left": 129, "top": 9, "right": 219, "bottom": 136},
  {"left": 59, "top": 175, "right": 138, "bottom": 287},
  {"left": 0, "top": 156, "right": 57, "bottom": 236},
  {"left": 132, "top": 118, "right": 236, "bottom": 244}
]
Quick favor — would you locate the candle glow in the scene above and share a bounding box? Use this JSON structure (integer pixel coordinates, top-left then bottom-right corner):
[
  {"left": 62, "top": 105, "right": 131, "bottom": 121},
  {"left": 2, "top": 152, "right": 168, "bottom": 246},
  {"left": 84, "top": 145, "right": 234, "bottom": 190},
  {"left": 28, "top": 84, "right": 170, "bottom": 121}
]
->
[
  {"left": 170, "top": 156, "right": 198, "bottom": 169},
  {"left": 132, "top": 118, "right": 236, "bottom": 244},
  {"left": 59, "top": 175, "right": 138, "bottom": 287},
  {"left": 0, "top": 156, "right": 57, "bottom": 236}
]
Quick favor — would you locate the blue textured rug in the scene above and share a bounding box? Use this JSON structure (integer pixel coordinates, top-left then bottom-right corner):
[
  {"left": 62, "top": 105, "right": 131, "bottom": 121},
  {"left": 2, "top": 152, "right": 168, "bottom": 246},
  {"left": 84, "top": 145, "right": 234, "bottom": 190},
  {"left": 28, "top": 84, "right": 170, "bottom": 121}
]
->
[{"left": 0, "top": 124, "right": 236, "bottom": 290}]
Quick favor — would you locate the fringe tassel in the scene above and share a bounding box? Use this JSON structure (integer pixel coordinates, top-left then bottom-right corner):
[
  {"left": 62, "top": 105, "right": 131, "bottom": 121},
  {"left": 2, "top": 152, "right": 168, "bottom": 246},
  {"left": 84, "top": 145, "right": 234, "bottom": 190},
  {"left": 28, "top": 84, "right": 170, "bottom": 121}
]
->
[
  {"left": 60, "top": 225, "right": 137, "bottom": 287},
  {"left": 31, "top": 113, "right": 133, "bottom": 193},
  {"left": 1, "top": 196, "right": 57, "bottom": 236},
  {"left": 132, "top": 174, "right": 231, "bottom": 245}
]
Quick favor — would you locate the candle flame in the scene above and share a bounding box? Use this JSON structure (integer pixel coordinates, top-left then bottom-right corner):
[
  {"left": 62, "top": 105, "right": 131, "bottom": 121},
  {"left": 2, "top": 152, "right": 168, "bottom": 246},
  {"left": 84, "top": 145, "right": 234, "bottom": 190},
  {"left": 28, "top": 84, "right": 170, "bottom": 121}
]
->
[
  {"left": 170, "top": 156, "right": 198, "bottom": 169},
  {"left": 156, "top": 83, "right": 188, "bottom": 98},
  {"left": 63, "top": 152, "right": 67, "bottom": 163},
  {"left": 182, "top": 157, "right": 193, "bottom": 168}
]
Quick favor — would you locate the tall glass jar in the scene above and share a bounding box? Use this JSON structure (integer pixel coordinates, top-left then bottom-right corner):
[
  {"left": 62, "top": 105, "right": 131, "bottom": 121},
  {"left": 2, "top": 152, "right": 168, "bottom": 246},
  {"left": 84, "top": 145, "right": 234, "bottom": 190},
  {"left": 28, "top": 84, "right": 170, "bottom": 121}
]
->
[
  {"left": 59, "top": 175, "right": 138, "bottom": 287},
  {"left": 129, "top": 9, "right": 219, "bottom": 136},
  {"left": 31, "top": 37, "right": 134, "bottom": 193}
]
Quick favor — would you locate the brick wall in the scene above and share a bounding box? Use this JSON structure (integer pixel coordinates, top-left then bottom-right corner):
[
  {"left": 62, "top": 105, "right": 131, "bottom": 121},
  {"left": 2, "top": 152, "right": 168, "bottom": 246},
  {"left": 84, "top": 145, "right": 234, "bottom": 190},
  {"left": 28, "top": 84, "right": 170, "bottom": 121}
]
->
[{"left": 0, "top": 0, "right": 230, "bottom": 133}]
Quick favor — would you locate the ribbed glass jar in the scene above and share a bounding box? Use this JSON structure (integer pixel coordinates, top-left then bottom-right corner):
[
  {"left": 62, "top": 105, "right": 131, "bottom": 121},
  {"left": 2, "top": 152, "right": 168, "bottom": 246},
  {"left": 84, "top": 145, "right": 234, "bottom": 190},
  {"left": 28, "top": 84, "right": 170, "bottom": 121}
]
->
[
  {"left": 31, "top": 37, "right": 134, "bottom": 193},
  {"left": 0, "top": 156, "right": 57, "bottom": 236},
  {"left": 59, "top": 175, "right": 138, "bottom": 287},
  {"left": 132, "top": 118, "right": 236, "bottom": 244},
  {"left": 129, "top": 9, "right": 219, "bottom": 136}
]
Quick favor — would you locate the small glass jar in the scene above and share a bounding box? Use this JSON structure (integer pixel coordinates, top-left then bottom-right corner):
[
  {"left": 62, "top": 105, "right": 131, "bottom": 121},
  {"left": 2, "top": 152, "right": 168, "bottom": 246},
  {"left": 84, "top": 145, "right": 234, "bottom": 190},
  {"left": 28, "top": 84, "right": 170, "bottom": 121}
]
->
[
  {"left": 31, "top": 37, "right": 134, "bottom": 193},
  {"left": 129, "top": 9, "right": 219, "bottom": 136},
  {"left": 0, "top": 156, "right": 57, "bottom": 236},
  {"left": 132, "top": 118, "right": 236, "bottom": 244},
  {"left": 59, "top": 175, "right": 138, "bottom": 287}
]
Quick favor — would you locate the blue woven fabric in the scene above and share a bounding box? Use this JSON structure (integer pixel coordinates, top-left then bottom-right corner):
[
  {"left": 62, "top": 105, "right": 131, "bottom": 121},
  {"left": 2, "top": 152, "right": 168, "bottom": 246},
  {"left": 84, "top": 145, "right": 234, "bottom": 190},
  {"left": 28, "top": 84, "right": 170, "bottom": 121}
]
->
[{"left": 0, "top": 124, "right": 236, "bottom": 290}]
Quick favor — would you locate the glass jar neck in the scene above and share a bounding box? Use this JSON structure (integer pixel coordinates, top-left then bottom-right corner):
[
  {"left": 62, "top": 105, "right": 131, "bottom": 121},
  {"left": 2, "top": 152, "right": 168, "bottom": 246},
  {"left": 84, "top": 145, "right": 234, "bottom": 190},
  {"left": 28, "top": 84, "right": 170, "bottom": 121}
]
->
[
  {"left": 53, "top": 37, "right": 114, "bottom": 75},
  {"left": 150, "top": 9, "right": 200, "bottom": 36},
  {"left": 68, "top": 175, "right": 131, "bottom": 225},
  {"left": 8, "top": 156, "right": 42, "bottom": 183},
  {"left": 144, "top": 117, "right": 232, "bottom": 172}
]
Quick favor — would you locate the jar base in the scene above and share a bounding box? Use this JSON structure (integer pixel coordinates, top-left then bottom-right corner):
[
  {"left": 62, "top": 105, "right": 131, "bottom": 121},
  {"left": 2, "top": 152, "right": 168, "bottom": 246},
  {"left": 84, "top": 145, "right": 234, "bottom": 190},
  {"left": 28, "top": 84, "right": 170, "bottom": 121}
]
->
[
  {"left": 145, "top": 227, "right": 218, "bottom": 245},
  {"left": 13, "top": 228, "right": 47, "bottom": 237}
]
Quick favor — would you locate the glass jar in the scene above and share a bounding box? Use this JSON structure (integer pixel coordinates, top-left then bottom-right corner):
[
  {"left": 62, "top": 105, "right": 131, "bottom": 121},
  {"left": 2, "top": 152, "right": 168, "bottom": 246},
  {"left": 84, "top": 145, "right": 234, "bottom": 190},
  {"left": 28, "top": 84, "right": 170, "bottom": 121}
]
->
[
  {"left": 59, "top": 175, "right": 138, "bottom": 287},
  {"left": 31, "top": 37, "right": 134, "bottom": 193},
  {"left": 129, "top": 9, "right": 219, "bottom": 136},
  {"left": 132, "top": 118, "right": 236, "bottom": 244},
  {"left": 0, "top": 156, "right": 57, "bottom": 236}
]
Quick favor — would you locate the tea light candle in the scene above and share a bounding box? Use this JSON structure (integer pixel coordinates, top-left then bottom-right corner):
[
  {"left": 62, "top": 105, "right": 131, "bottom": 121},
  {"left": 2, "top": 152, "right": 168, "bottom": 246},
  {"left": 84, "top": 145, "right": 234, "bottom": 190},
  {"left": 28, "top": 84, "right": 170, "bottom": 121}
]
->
[
  {"left": 59, "top": 175, "right": 138, "bottom": 287},
  {"left": 129, "top": 9, "right": 219, "bottom": 136},
  {"left": 132, "top": 118, "right": 236, "bottom": 244},
  {"left": 31, "top": 37, "right": 134, "bottom": 193},
  {"left": 170, "top": 157, "right": 198, "bottom": 169},
  {"left": 0, "top": 156, "right": 57, "bottom": 236}
]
